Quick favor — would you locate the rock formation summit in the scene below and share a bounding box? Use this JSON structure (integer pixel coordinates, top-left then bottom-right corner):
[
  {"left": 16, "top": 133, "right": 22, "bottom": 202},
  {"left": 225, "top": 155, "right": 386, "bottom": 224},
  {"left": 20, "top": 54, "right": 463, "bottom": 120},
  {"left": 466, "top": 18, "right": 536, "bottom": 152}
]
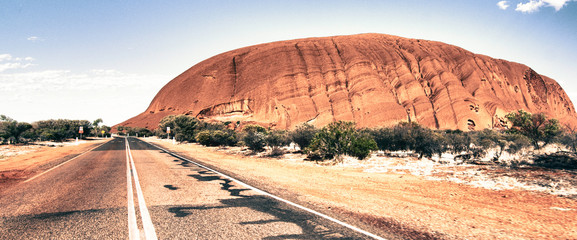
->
[{"left": 120, "top": 33, "right": 577, "bottom": 131}]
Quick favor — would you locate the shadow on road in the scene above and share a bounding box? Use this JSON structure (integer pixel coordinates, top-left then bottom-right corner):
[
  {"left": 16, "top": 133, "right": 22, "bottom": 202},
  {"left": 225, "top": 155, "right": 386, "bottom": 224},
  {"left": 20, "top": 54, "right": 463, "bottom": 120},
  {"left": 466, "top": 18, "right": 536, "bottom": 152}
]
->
[{"left": 164, "top": 160, "right": 362, "bottom": 240}]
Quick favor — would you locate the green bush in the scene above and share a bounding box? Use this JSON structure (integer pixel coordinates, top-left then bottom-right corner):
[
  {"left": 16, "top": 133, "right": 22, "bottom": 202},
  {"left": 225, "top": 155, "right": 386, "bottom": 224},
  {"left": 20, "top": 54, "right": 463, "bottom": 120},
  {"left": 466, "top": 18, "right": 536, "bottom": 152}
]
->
[
  {"left": 506, "top": 110, "right": 561, "bottom": 149},
  {"left": 289, "top": 123, "right": 318, "bottom": 150},
  {"left": 196, "top": 130, "right": 237, "bottom": 147},
  {"left": 369, "top": 127, "right": 395, "bottom": 152},
  {"left": 413, "top": 128, "right": 445, "bottom": 159},
  {"left": 243, "top": 131, "right": 267, "bottom": 152},
  {"left": 158, "top": 115, "right": 200, "bottom": 142},
  {"left": 443, "top": 130, "right": 473, "bottom": 154},
  {"left": 0, "top": 115, "right": 33, "bottom": 144},
  {"left": 266, "top": 130, "right": 290, "bottom": 148},
  {"left": 33, "top": 119, "right": 92, "bottom": 142},
  {"left": 560, "top": 128, "right": 577, "bottom": 153},
  {"left": 307, "top": 121, "right": 377, "bottom": 161}
]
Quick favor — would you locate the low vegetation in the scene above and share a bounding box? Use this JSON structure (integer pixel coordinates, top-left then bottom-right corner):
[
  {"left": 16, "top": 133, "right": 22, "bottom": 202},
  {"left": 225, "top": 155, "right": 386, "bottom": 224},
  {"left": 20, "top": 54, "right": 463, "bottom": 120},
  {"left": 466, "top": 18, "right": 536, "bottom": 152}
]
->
[
  {"left": 3, "top": 109, "right": 573, "bottom": 170},
  {"left": 148, "top": 110, "right": 575, "bottom": 171},
  {"left": 1, "top": 115, "right": 112, "bottom": 143}
]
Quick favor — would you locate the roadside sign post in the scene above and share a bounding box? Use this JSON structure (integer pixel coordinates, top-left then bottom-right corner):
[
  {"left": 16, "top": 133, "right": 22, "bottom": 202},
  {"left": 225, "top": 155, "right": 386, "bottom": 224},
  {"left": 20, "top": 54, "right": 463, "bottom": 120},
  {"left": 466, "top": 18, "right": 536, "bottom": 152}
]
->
[
  {"left": 167, "top": 127, "right": 171, "bottom": 140},
  {"left": 79, "top": 126, "right": 84, "bottom": 139}
]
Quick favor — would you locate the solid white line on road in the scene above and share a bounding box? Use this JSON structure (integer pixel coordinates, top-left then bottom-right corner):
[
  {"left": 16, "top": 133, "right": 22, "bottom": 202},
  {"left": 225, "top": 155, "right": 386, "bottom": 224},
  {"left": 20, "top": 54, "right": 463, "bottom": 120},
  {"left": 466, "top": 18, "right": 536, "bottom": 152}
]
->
[
  {"left": 125, "top": 139, "right": 140, "bottom": 240},
  {"left": 126, "top": 138, "right": 158, "bottom": 240},
  {"left": 23, "top": 140, "right": 110, "bottom": 183},
  {"left": 147, "top": 141, "right": 387, "bottom": 240}
]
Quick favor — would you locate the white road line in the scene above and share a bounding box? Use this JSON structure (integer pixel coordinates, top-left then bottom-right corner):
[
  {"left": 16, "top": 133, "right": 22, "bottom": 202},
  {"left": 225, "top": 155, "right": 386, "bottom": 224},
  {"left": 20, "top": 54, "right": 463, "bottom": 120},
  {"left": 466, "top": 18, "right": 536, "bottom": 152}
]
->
[
  {"left": 147, "top": 141, "right": 387, "bottom": 240},
  {"left": 23, "top": 141, "right": 110, "bottom": 183},
  {"left": 126, "top": 138, "right": 158, "bottom": 240},
  {"left": 125, "top": 139, "right": 140, "bottom": 240}
]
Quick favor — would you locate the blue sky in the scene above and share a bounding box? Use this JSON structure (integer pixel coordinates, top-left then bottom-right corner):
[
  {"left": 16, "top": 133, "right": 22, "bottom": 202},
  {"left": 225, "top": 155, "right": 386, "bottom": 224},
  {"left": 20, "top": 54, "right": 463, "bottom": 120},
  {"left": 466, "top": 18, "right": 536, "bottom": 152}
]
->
[{"left": 1, "top": 0, "right": 576, "bottom": 126}]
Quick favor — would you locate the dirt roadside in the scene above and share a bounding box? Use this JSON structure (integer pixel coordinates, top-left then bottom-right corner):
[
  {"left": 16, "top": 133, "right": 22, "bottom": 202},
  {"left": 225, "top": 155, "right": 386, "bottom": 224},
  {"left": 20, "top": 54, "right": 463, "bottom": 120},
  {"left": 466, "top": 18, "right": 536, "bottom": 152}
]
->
[
  {"left": 0, "top": 139, "right": 110, "bottom": 192},
  {"left": 144, "top": 138, "right": 577, "bottom": 240}
]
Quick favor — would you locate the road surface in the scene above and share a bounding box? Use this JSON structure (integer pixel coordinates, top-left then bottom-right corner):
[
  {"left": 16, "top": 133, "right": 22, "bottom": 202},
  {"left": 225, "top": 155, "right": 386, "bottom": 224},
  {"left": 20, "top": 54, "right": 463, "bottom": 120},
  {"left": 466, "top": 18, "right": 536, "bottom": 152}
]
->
[{"left": 0, "top": 137, "right": 386, "bottom": 239}]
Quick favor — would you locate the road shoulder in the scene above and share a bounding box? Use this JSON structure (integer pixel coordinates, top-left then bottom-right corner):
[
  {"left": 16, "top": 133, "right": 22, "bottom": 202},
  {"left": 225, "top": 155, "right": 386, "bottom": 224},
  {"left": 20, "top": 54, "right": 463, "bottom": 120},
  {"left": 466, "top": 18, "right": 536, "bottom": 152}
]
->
[{"left": 143, "top": 138, "right": 577, "bottom": 240}]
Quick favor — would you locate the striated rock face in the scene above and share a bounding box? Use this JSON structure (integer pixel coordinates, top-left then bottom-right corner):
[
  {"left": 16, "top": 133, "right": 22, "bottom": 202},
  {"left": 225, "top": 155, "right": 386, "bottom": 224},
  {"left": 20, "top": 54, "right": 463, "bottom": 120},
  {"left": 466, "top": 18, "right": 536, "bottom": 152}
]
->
[{"left": 119, "top": 34, "right": 577, "bottom": 131}]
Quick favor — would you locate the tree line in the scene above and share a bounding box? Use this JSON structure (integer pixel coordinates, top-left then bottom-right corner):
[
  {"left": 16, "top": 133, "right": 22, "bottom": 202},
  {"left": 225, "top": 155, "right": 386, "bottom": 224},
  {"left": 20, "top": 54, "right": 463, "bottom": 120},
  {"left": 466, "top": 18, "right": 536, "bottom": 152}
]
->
[
  {"left": 141, "top": 110, "right": 577, "bottom": 163},
  {"left": 0, "top": 115, "right": 111, "bottom": 143}
]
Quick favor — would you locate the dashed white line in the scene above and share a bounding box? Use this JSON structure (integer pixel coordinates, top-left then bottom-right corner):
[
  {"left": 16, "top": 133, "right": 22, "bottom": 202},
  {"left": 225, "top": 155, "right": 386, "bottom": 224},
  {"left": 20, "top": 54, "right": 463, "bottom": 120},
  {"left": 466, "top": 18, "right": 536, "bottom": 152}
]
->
[
  {"left": 126, "top": 137, "right": 158, "bottom": 240},
  {"left": 147, "top": 141, "right": 387, "bottom": 240}
]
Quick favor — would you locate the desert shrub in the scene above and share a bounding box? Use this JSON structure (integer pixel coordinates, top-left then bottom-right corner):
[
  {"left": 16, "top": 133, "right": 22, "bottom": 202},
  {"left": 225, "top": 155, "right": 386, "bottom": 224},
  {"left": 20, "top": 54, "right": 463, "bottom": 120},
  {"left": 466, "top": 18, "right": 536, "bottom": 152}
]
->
[
  {"left": 123, "top": 127, "right": 152, "bottom": 137},
  {"left": 369, "top": 127, "right": 395, "bottom": 151},
  {"left": 504, "top": 133, "right": 532, "bottom": 155},
  {"left": 243, "top": 131, "right": 267, "bottom": 152},
  {"left": 241, "top": 125, "right": 268, "bottom": 152},
  {"left": 443, "top": 130, "right": 473, "bottom": 154},
  {"left": 242, "top": 124, "right": 267, "bottom": 133},
  {"left": 413, "top": 128, "right": 446, "bottom": 159},
  {"left": 390, "top": 122, "right": 419, "bottom": 151},
  {"left": 560, "top": 127, "right": 577, "bottom": 153},
  {"left": 266, "top": 130, "right": 290, "bottom": 151},
  {"left": 373, "top": 122, "right": 445, "bottom": 159},
  {"left": 196, "top": 130, "right": 237, "bottom": 147},
  {"left": 0, "top": 115, "right": 33, "bottom": 144},
  {"left": 158, "top": 115, "right": 200, "bottom": 142},
  {"left": 289, "top": 123, "right": 317, "bottom": 150},
  {"left": 307, "top": 121, "right": 377, "bottom": 161},
  {"left": 506, "top": 110, "right": 561, "bottom": 149},
  {"left": 348, "top": 132, "right": 378, "bottom": 160},
  {"left": 33, "top": 119, "right": 92, "bottom": 142}
]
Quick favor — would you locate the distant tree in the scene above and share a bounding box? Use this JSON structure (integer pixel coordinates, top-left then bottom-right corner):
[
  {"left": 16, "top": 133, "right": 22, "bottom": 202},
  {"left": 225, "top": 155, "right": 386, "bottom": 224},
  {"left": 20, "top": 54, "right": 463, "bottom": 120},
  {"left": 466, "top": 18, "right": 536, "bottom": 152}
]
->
[
  {"left": 33, "top": 119, "right": 92, "bottom": 141},
  {"left": 92, "top": 118, "right": 103, "bottom": 137},
  {"left": 0, "top": 115, "right": 33, "bottom": 144},
  {"left": 506, "top": 110, "right": 561, "bottom": 149}
]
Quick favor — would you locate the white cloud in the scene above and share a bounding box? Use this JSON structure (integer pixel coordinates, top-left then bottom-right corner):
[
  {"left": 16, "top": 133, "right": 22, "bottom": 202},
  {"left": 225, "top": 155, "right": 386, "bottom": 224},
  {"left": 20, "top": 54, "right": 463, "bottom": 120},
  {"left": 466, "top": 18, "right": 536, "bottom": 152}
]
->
[
  {"left": 0, "top": 54, "right": 12, "bottom": 61},
  {"left": 0, "top": 62, "right": 34, "bottom": 72},
  {"left": 27, "top": 36, "right": 42, "bottom": 42},
  {"left": 544, "top": 0, "right": 572, "bottom": 10},
  {"left": 0, "top": 54, "right": 36, "bottom": 72},
  {"left": 515, "top": 0, "right": 573, "bottom": 12},
  {"left": 498, "top": 1, "right": 510, "bottom": 10},
  {"left": 516, "top": 0, "right": 546, "bottom": 12}
]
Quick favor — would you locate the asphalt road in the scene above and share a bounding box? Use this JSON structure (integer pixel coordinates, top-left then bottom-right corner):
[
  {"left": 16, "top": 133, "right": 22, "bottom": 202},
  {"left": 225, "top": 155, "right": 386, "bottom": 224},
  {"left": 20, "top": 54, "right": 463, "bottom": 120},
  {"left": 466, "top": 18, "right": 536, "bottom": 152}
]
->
[{"left": 0, "top": 137, "right": 383, "bottom": 239}]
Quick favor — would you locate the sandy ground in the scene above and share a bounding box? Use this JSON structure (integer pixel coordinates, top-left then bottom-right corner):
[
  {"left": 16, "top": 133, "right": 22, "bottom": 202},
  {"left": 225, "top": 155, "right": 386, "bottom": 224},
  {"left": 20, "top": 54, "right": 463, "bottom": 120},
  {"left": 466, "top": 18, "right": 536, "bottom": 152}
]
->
[
  {"left": 2, "top": 137, "right": 575, "bottom": 239},
  {"left": 144, "top": 138, "right": 577, "bottom": 240},
  {"left": 0, "top": 139, "right": 109, "bottom": 191}
]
